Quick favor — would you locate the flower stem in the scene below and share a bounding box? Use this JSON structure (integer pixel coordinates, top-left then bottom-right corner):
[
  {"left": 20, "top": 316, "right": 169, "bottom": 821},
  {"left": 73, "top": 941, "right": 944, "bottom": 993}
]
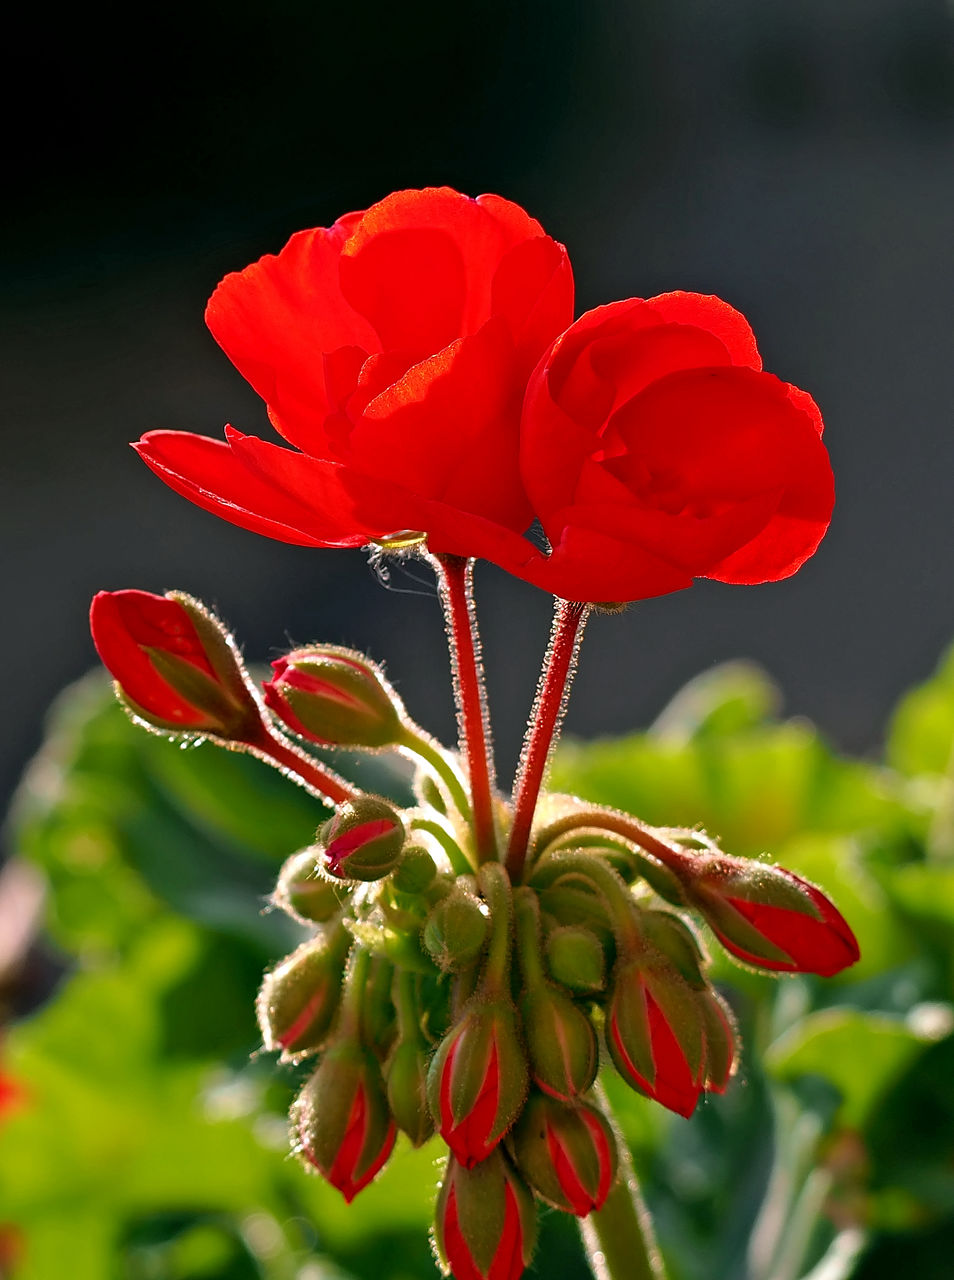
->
[
  {"left": 244, "top": 725, "right": 355, "bottom": 805},
  {"left": 580, "top": 1085, "right": 667, "bottom": 1280},
  {"left": 432, "top": 554, "right": 498, "bottom": 863},
  {"left": 506, "top": 600, "right": 590, "bottom": 882},
  {"left": 532, "top": 808, "right": 697, "bottom": 877},
  {"left": 399, "top": 726, "right": 473, "bottom": 823}
]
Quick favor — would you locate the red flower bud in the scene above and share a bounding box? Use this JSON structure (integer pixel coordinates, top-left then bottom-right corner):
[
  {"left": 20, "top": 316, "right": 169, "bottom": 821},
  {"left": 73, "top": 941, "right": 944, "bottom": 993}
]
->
[
  {"left": 318, "top": 798, "right": 406, "bottom": 881},
  {"left": 512, "top": 1093, "right": 617, "bottom": 1216},
  {"left": 428, "top": 999, "right": 528, "bottom": 1167},
  {"left": 256, "top": 926, "right": 351, "bottom": 1060},
  {"left": 263, "top": 646, "right": 407, "bottom": 748},
  {"left": 606, "top": 914, "right": 737, "bottom": 1118},
  {"left": 90, "top": 589, "right": 260, "bottom": 737},
  {"left": 292, "top": 1040, "right": 396, "bottom": 1202},
  {"left": 683, "top": 858, "right": 860, "bottom": 977},
  {"left": 434, "top": 1151, "right": 537, "bottom": 1280}
]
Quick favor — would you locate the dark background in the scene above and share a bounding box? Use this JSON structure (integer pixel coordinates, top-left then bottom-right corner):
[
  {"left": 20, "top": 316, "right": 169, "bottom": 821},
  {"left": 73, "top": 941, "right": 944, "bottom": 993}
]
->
[{"left": 5, "top": 0, "right": 954, "bottom": 812}]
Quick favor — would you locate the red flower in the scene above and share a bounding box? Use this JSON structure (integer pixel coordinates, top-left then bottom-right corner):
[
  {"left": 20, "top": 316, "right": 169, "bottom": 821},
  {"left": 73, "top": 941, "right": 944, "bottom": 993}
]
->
[
  {"left": 514, "top": 293, "right": 834, "bottom": 602},
  {"left": 89, "top": 589, "right": 259, "bottom": 736},
  {"left": 134, "top": 187, "right": 573, "bottom": 564}
]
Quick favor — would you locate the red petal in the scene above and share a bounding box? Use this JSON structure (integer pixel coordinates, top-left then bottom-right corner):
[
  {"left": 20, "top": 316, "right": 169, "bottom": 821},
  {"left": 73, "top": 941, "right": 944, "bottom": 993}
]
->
[
  {"left": 443, "top": 1184, "right": 485, "bottom": 1280},
  {"left": 727, "top": 880, "right": 860, "bottom": 977},
  {"left": 353, "top": 321, "right": 531, "bottom": 531},
  {"left": 205, "top": 222, "right": 379, "bottom": 453},
  {"left": 90, "top": 591, "right": 209, "bottom": 727},
  {"left": 490, "top": 1183, "right": 527, "bottom": 1280},
  {"left": 491, "top": 235, "right": 574, "bottom": 375}
]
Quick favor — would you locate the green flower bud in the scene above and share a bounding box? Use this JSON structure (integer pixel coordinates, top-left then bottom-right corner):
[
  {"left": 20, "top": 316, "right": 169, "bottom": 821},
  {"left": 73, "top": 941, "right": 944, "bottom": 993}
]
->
[
  {"left": 263, "top": 645, "right": 406, "bottom": 748},
  {"left": 434, "top": 1151, "right": 537, "bottom": 1280},
  {"left": 392, "top": 845, "right": 438, "bottom": 893},
  {"left": 423, "top": 884, "right": 489, "bottom": 973},
  {"left": 318, "top": 798, "right": 405, "bottom": 881},
  {"left": 512, "top": 1093, "right": 618, "bottom": 1217},
  {"left": 519, "top": 982, "right": 598, "bottom": 1102},
  {"left": 273, "top": 846, "right": 349, "bottom": 923},
  {"left": 387, "top": 1038, "right": 434, "bottom": 1147},
  {"left": 292, "top": 1039, "right": 396, "bottom": 1203},
  {"left": 427, "top": 997, "right": 529, "bottom": 1167},
  {"left": 545, "top": 925, "right": 606, "bottom": 994},
  {"left": 256, "top": 925, "right": 351, "bottom": 1061}
]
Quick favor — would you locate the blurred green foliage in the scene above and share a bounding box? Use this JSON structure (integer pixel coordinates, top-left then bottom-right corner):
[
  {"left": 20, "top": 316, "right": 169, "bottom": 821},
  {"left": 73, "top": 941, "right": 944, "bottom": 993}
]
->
[{"left": 6, "top": 644, "right": 954, "bottom": 1279}]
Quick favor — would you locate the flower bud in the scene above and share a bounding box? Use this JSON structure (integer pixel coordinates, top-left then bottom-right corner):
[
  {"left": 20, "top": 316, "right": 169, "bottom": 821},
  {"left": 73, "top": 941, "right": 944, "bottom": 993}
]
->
[
  {"left": 434, "top": 1151, "right": 537, "bottom": 1280},
  {"left": 360, "top": 955, "right": 398, "bottom": 1058},
  {"left": 682, "top": 858, "right": 860, "bottom": 977},
  {"left": 427, "top": 998, "right": 529, "bottom": 1167},
  {"left": 318, "top": 798, "right": 405, "bottom": 881},
  {"left": 89, "top": 589, "right": 259, "bottom": 737},
  {"left": 387, "top": 1037, "right": 435, "bottom": 1147},
  {"left": 519, "top": 982, "right": 597, "bottom": 1101},
  {"left": 423, "top": 885, "right": 489, "bottom": 972},
  {"left": 545, "top": 926, "right": 606, "bottom": 994},
  {"left": 511, "top": 1093, "right": 617, "bottom": 1216},
  {"left": 256, "top": 927, "right": 351, "bottom": 1060},
  {"left": 273, "top": 847, "right": 349, "bottom": 923},
  {"left": 292, "top": 1040, "right": 396, "bottom": 1202},
  {"left": 392, "top": 845, "right": 438, "bottom": 894},
  {"left": 605, "top": 946, "right": 737, "bottom": 1118},
  {"left": 262, "top": 645, "right": 406, "bottom": 748}
]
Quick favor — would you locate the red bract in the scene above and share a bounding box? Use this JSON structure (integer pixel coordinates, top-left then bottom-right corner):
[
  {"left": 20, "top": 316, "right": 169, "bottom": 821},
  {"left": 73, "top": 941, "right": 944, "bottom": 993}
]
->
[
  {"left": 89, "top": 589, "right": 258, "bottom": 735},
  {"left": 134, "top": 187, "right": 573, "bottom": 563},
  {"left": 515, "top": 293, "right": 835, "bottom": 602}
]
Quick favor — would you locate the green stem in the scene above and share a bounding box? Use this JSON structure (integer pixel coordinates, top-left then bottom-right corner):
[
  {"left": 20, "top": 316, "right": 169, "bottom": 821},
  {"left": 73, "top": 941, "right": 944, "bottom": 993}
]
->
[
  {"left": 432, "top": 553, "right": 498, "bottom": 863},
  {"left": 338, "top": 944, "right": 372, "bottom": 1040},
  {"left": 580, "top": 1085, "right": 666, "bottom": 1280},
  {"left": 476, "top": 862, "right": 513, "bottom": 997},
  {"left": 409, "top": 814, "right": 473, "bottom": 877},
  {"left": 399, "top": 726, "right": 472, "bottom": 823},
  {"left": 393, "top": 968, "right": 422, "bottom": 1044},
  {"left": 512, "top": 887, "right": 546, "bottom": 989},
  {"left": 530, "top": 851, "right": 641, "bottom": 951},
  {"left": 506, "top": 600, "right": 590, "bottom": 882}
]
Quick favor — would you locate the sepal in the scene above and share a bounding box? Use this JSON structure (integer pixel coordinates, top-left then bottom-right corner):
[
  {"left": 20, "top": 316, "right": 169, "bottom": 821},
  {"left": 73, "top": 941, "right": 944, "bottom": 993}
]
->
[{"left": 434, "top": 1151, "right": 537, "bottom": 1280}]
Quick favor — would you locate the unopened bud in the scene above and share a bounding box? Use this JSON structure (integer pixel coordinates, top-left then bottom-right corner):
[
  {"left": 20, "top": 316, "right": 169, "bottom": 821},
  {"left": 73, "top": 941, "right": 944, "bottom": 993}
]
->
[
  {"left": 387, "top": 1038, "right": 434, "bottom": 1147},
  {"left": 89, "top": 589, "right": 259, "bottom": 738},
  {"left": 318, "top": 798, "right": 405, "bottom": 881},
  {"left": 256, "top": 926, "right": 351, "bottom": 1060},
  {"left": 682, "top": 858, "right": 860, "bottom": 977},
  {"left": 434, "top": 1151, "right": 537, "bottom": 1280},
  {"left": 512, "top": 1093, "right": 617, "bottom": 1217},
  {"left": 545, "top": 926, "right": 606, "bottom": 994},
  {"left": 292, "top": 1040, "right": 396, "bottom": 1202},
  {"left": 519, "top": 982, "right": 597, "bottom": 1101},
  {"left": 428, "top": 998, "right": 529, "bottom": 1167},
  {"left": 392, "top": 845, "right": 438, "bottom": 894},
  {"left": 423, "top": 885, "right": 489, "bottom": 972},
  {"left": 273, "top": 847, "right": 349, "bottom": 923},
  {"left": 606, "top": 935, "right": 737, "bottom": 1118},
  {"left": 263, "top": 645, "right": 406, "bottom": 748}
]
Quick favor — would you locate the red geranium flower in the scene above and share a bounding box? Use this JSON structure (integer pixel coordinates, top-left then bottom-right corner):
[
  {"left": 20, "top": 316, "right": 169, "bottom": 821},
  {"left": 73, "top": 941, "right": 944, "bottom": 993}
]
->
[
  {"left": 135, "top": 187, "right": 573, "bottom": 564},
  {"left": 514, "top": 293, "right": 834, "bottom": 602}
]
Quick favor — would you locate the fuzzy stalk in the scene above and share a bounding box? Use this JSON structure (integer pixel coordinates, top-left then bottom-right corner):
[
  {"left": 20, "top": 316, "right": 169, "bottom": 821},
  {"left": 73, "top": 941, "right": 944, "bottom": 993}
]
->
[{"left": 506, "top": 600, "right": 590, "bottom": 882}]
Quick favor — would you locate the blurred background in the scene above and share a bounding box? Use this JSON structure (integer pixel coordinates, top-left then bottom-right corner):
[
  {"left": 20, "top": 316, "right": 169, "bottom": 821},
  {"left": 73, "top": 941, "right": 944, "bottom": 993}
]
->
[{"left": 5, "top": 0, "right": 954, "bottom": 809}]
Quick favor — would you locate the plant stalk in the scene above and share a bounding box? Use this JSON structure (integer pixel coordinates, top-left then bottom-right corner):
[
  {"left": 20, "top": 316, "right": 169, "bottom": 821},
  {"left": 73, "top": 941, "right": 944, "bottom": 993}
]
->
[
  {"left": 506, "top": 600, "right": 590, "bottom": 881},
  {"left": 432, "top": 554, "right": 498, "bottom": 862}
]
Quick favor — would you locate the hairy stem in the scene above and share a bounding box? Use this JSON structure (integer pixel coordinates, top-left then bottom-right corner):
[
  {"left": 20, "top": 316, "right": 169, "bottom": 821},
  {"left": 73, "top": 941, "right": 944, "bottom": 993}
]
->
[
  {"left": 399, "top": 726, "right": 473, "bottom": 823},
  {"left": 432, "top": 554, "right": 498, "bottom": 862},
  {"left": 506, "top": 600, "right": 590, "bottom": 882},
  {"left": 245, "top": 725, "right": 354, "bottom": 805},
  {"left": 581, "top": 1085, "right": 667, "bottom": 1280}
]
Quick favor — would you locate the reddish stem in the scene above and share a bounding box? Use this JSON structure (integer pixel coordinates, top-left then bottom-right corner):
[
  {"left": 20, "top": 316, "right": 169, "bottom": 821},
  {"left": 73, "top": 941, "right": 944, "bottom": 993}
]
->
[
  {"left": 432, "top": 554, "right": 498, "bottom": 863},
  {"left": 246, "top": 725, "right": 355, "bottom": 806},
  {"left": 506, "top": 600, "right": 589, "bottom": 882}
]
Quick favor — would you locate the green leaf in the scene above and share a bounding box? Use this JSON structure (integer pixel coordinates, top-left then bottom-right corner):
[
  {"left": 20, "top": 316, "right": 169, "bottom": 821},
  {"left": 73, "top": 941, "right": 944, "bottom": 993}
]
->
[{"left": 765, "top": 1004, "right": 954, "bottom": 1130}]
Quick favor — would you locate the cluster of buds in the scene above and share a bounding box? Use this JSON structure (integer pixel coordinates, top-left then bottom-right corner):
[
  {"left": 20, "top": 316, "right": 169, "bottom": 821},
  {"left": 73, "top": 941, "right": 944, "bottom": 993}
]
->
[{"left": 90, "top": 589, "right": 859, "bottom": 1280}]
